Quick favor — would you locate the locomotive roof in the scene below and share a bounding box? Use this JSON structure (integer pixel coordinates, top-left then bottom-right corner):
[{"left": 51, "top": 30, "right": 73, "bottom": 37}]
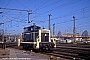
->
[{"left": 24, "top": 24, "right": 41, "bottom": 29}]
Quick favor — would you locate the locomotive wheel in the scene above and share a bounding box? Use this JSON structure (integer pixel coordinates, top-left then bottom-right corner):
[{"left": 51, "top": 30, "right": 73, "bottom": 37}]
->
[
  {"left": 23, "top": 46, "right": 26, "bottom": 49},
  {"left": 46, "top": 46, "right": 49, "bottom": 51}
]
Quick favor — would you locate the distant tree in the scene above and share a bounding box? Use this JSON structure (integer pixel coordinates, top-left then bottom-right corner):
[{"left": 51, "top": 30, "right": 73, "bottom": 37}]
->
[
  {"left": 57, "top": 30, "right": 61, "bottom": 36},
  {"left": 82, "top": 30, "right": 88, "bottom": 36}
]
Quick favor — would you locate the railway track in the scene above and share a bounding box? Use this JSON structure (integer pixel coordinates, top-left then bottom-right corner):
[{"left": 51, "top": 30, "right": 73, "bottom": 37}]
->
[
  {"left": 54, "top": 43, "right": 90, "bottom": 60},
  {"left": 56, "top": 43, "right": 90, "bottom": 48},
  {"left": 41, "top": 51, "right": 81, "bottom": 60},
  {"left": 1, "top": 42, "right": 90, "bottom": 60},
  {"left": 39, "top": 43, "right": 90, "bottom": 60}
]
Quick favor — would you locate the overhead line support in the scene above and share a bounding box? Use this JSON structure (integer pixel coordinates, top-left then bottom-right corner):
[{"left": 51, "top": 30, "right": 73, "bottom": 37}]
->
[
  {"left": 48, "top": 14, "right": 52, "bottom": 30},
  {"left": 73, "top": 16, "right": 76, "bottom": 43}
]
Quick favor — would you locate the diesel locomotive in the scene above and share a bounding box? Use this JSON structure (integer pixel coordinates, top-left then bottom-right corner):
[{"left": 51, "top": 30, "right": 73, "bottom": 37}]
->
[{"left": 20, "top": 24, "right": 55, "bottom": 51}]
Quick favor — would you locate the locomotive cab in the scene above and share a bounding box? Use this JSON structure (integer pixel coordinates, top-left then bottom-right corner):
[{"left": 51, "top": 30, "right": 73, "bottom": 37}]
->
[{"left": 38, "top": 29, "right": 54, "bottom": 51}]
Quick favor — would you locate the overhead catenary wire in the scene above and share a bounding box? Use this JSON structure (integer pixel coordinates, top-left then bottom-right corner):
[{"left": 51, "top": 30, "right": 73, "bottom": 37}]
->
[
  {"left": 0, "top": 7, "right": 32, "bottom": 23},
  {"left": 55, "top": 19, "right": 90, "bottom": 35},
  {"left": 2, "top": 11, "right": 10, "bottom": 21},
  {"left": 0, "top": 0, "right": 11, "bottom": 15},
  {"left": 9, "top": 0, "right": 33, "bottom": 20},
  {"left": 0, "top": 0, "right": 5, "bottom": 7},
  {"left": 21, "top": 0, "right": 34, "bottom": 9},
  {"left": 32, "top": 6, "right": 90, "bottom": 24},
  {"left": 34, "top": 0, "right": 62, "bottom": 11},
  {"left": 1, "top": 0, "right": 33, "bottom": 23},
  {"left": 31, "top": 0, "right": 81, "bottom": 19},
  {"left": 33, "top": 0, "right": 49, "bottom": 12},
  {"left": 30, "top": 0, "right": 62, "bottom": 19},
  {"left": 1, "top": 11, "right": 28, "bottom": 23},
  {"left": 76, "top": 20, "right": 90, "bottom": 27},
  {"left": 16, "top": 0, "right": 29, "bottom": 9},
  {"left": 0, "top": 7, "right": 32, "bottom": 12},
  {"left": 2, "top": 12, "right": 22, "bottom": 23},
  {"left": 14, "top": 0, "right": 84, "bottom": 23},
  {"left": 0, "top": 0, "right": 89, "bottom": 29},
  {"left": 74, "top": 20, "right": 90, "bottom": 35},
  {"left": 5, "top": 0, "right": 11, "bottom": 8},
  {"left": 45, "top": 0, "right": 81, "bottom": 13},
  {"left": 57, "top": 15, "right": 90, "bottom": 24},
  {"left": 35, "top": 15, "right": 90, "bottom": 30},
  {"left": 56, "top": 16, "right": 90, "bottom": 34},
  {"left": 51, "top": 6, "right": 90, "bottom": 20},
  {"left": 0, "top": 0, "right": 88, "bottom": 22},
  {"left": 1, "top": 0, "right": 61, "bottom": 22}
]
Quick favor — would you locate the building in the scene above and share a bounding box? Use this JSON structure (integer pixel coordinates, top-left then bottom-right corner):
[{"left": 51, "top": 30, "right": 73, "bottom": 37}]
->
[{"left": 62, "top": 33, "right": 81, "bottom": 41}]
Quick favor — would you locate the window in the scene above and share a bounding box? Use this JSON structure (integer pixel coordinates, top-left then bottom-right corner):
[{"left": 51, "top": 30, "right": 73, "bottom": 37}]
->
[{"left": 41, "top": 33, "right": 49, "bottom": 42}]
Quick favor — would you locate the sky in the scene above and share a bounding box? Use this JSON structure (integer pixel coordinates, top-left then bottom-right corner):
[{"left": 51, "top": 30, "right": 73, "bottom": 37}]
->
[{"left": 0, "top": 0, "right": 90, "bottom": 35}]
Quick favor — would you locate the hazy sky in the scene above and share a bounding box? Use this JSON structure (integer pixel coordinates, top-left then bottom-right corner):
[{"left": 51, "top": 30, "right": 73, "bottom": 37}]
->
[{"left": 0, "top": 0, "right": 90, "bottom": 35}]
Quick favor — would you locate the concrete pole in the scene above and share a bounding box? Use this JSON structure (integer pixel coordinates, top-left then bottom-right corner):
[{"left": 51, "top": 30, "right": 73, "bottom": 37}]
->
[
  {"left": 53, "top": 23, "right": 55, "bottom": 35},
  {"left": 73, "top": 16, "right": 76, "bottom": 42},
  {"left": 28, "top": 11, "right": 32, "bottom": 23},
  {"left": 48, "top": 14, "right": 52, "bottom": 30}
]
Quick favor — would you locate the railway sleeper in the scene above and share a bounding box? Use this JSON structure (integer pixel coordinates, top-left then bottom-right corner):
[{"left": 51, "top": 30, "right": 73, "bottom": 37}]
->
[
  {"left": 56, "top": 43, "right": 90, "bottom": 48},
  {"left": 78, "top": 53, "right": 90, "bottom": 59},
  {"left": 53, "top": 48, "right": 90, "bottom": 59},
  {"left": 53, "top": 51, "right": 79, "bottom": 57},
  {"left": 56, "top": 46, "right": 90, "bottom": 51},
  {"left": 54, "top": 48, "right": 90, "bottom": 54},
  {"left": 46, "top": 53, "right": 82, "bottom": 60}
]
